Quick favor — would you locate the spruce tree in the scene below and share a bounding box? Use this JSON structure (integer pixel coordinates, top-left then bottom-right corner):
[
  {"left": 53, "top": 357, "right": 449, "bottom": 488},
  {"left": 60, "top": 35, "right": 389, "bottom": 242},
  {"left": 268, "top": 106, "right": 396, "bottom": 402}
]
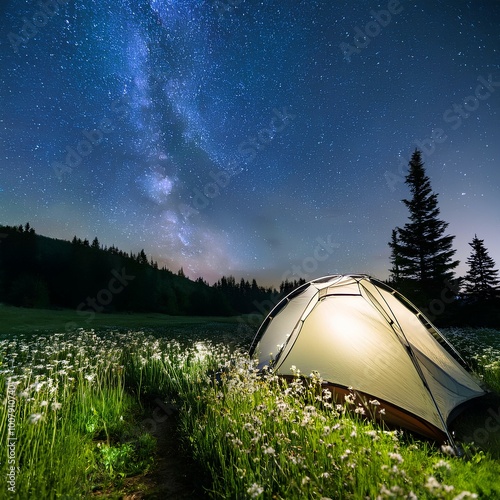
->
[
  {"left": 390, "top": 149, "right": 459, "bottom": 301},
  {"left": 388, "top": 228, "right": 402, "bottom": 284},
  {"left": 463, "top": 235, "right": 500, "bottom": 301}
]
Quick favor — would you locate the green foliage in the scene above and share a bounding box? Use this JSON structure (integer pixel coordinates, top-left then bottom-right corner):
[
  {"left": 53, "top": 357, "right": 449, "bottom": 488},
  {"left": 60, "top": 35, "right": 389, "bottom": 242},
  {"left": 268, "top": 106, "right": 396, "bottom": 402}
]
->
[{"left": 98, "top": 435, "right": 155, "bottom": 478}]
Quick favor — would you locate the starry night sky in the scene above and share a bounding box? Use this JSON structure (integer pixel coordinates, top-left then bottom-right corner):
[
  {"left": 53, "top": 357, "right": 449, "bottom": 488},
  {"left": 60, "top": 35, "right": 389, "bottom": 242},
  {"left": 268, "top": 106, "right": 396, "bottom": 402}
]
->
[{"left": 1, "top": 0, "right": 499, "bottom": 286}]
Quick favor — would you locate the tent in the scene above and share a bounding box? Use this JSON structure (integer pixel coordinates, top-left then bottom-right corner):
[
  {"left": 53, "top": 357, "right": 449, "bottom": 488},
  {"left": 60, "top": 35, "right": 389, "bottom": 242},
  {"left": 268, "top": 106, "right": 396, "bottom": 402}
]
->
[{"left": 249, "top": 274, "right": 486, "bottom": 444}]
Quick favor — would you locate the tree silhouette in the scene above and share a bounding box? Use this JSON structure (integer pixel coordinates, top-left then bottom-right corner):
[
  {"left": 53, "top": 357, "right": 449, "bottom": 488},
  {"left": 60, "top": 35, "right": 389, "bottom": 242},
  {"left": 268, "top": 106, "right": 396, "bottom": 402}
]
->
[
  {"left": 388, "top": 228, "right": 402, "bottom": 284},
  {"left": 389, "top": 150, "right": 459, "bottom": 303},
  {"left": 463, "top": 235, "right": 500, "bottom": 302}
]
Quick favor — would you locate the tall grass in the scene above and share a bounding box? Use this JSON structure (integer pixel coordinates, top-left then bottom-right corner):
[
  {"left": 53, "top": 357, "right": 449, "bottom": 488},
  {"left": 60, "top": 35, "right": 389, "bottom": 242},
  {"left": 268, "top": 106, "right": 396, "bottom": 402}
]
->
[
  {"left": 0, "top": 331, "right": 156, "bottom": 498},
  {"left": 1, "top": 327, "right": 500, "bottom": 498}
]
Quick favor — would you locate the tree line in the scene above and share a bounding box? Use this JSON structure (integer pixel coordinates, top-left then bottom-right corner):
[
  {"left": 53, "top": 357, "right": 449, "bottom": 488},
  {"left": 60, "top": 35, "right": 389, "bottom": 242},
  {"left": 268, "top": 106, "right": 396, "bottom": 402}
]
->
[
  {"left": 388, "top": 149, "right": 499, "bottom": 326},
  {"left": 0, "top": 224, "right": 304, "bottom": 317}
]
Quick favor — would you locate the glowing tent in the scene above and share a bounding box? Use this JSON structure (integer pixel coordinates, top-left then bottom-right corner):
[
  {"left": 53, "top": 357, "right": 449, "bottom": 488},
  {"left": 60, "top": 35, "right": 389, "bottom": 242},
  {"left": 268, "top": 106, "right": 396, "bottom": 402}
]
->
[{"left": 249, "top": 274, "right": 486, "bottom": 443}]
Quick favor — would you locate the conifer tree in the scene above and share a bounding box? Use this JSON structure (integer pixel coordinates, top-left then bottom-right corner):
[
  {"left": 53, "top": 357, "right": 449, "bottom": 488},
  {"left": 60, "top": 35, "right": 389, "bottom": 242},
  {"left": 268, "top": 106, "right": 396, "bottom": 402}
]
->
[
  {"left": 389, "top": 149, "right": 459, "bottom": 301},
  {"left": 463, "top": 235, "right": 500, "bottom": 301},
  {"left": 388, "top": 228, "right": 402, "bottom": 284}
]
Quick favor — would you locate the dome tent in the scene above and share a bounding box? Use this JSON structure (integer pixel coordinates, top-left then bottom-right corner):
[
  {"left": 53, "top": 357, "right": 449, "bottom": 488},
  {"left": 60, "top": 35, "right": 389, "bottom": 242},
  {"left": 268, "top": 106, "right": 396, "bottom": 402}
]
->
[{"left": 249, "top": 274, "right": 486, "bottom": 444}]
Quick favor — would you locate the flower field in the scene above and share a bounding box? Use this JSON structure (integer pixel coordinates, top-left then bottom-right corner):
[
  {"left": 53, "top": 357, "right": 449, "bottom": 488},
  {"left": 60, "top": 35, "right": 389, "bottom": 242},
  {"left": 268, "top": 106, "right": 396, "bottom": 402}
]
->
[{"left": 1, "top": 326, "right": 500, "bottom": 499}]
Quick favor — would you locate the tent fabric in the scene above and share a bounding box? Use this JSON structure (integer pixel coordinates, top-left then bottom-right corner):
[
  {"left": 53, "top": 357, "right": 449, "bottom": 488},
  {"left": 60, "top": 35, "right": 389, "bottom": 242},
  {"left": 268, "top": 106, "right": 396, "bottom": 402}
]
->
[{"left": 249, "top": 274, "right": 486, "bottom": 442}]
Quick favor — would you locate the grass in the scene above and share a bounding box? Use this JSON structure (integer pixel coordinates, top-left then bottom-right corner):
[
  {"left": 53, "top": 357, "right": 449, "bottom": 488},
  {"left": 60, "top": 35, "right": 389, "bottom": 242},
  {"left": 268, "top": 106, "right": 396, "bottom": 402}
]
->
[
  {"left": 0, "top": 303, "right": 247, "bottom": 335},
  {"left": 0, "top": 325, "right": 500, "bottom": 498}
]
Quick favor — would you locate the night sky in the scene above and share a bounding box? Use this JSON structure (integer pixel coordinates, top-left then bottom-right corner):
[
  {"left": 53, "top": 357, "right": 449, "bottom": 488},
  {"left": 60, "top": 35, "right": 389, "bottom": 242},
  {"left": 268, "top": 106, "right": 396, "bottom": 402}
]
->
[{"left": 1, "top": 0, "right": 499, "bottom": 286}]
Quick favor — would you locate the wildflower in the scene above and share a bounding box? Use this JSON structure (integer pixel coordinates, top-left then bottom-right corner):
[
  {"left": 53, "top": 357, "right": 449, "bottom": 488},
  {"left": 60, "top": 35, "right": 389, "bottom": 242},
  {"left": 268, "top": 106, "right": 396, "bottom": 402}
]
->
[
  {"left": 425, "top": 476, "right": 441, "bottom": 492},
  {"left": 247, "top": 483, "right": 264, "bottom": 498},
  {"left": 354, "top": 406, "right": 365, "bottom": 415},
  {"left": 40, "top": 400, "right": 49, "bottom": 407},
  {"left": 452, "top": 492, "right": 478, "bottom": 500},
  {"left": 301, "top": 476, "right": 310, "bottom": 486},
  {"left": 31, "top": 381, "right": 45, "bottom": 392},
  {"left": 369, "top": 399, "right": 381, "bottom": 406},
  {"left": 344, "top": 393, "right": 355, "bottom": 405},
  {"left": 441, "top": 444, "right": 456, "bottom": 456},
  {"left": 28, "top": 413, "right": 44, "bottom": 425},
  {"left": 262, "top": 446, "right": 275, "bottom": 455},
  {"left": 434, "top": 459, "right": 451, "bottom": 471},
  {"left": 51, "top": 402, "right": 62, "bottom": 411},
  {"left": 388, "top": 452, "right": 403, "bottom": 464}
]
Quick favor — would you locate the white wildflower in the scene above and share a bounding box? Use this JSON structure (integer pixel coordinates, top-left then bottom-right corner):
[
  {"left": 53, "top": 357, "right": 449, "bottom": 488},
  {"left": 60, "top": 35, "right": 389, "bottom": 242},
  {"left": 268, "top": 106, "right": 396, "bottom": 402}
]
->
[
  {"left": 452, "top": 492, "right": 478, "bottom": 500},
  {"left": 434, "top": 459, "right": 451, "bottom": 471},
  {"left": 425, "top": 476, "right": 441, "bottom": 492},
  {"left": 28, "top": 413, "right": 44, "bottom": 425},
  {"left": 388, "top": 452, "right": 403, "bottom": 464},
  {"left": 441, "top": 444, "right": 456, "bottom": 456},
  {"left": 247, "top": 483, "right": 264, "bottom": 498}
]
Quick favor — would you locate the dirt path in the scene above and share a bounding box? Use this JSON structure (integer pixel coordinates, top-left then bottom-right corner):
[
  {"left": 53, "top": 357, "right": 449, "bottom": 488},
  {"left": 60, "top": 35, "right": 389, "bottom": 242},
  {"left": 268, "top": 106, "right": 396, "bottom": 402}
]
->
[{"left": 124, "top": 404, "right": 209, "bottom": 499}]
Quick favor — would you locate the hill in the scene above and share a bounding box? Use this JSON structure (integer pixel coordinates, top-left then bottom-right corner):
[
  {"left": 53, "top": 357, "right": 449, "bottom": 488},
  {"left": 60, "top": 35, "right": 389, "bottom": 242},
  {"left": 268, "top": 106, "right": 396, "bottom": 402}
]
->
[{"left": 0, "top": 224, "right": 280, "bottom": 317}]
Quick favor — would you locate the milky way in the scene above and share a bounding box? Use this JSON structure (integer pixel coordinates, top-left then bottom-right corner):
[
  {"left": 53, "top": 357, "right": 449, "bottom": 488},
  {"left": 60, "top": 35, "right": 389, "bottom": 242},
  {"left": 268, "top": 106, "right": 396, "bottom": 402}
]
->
[{"left": 1, "top": 0, "right": 499, "bottom": 285}]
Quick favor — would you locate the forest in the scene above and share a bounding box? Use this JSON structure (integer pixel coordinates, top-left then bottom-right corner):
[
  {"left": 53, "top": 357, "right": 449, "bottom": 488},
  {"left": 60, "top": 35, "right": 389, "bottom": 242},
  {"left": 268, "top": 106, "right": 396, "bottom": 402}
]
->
[{"left": 0, "top": 222, "right": 303, "bottom": 318}]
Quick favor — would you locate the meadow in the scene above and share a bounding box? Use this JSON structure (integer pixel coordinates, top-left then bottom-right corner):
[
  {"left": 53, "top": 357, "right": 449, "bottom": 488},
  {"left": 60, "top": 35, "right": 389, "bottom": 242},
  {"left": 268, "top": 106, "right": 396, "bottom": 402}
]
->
[{"left": 1, "top": 316, "right": 500, "bottom": 498}]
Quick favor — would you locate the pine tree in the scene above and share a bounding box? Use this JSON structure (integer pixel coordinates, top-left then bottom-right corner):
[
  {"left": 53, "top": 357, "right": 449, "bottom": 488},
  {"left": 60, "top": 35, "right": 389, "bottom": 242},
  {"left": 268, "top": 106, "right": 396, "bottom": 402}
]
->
[
  {"left": 388, "top": 228, "right": 402, "bottom": 284},
  {"left": 463, "top": 235, "right": 500, "bottom": 301},
  {"left": 390, "top": 149, "right": 459, "bottom": 301},
  {"left": 91, "top": 237, "right": 100, "bottom": 249}
]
